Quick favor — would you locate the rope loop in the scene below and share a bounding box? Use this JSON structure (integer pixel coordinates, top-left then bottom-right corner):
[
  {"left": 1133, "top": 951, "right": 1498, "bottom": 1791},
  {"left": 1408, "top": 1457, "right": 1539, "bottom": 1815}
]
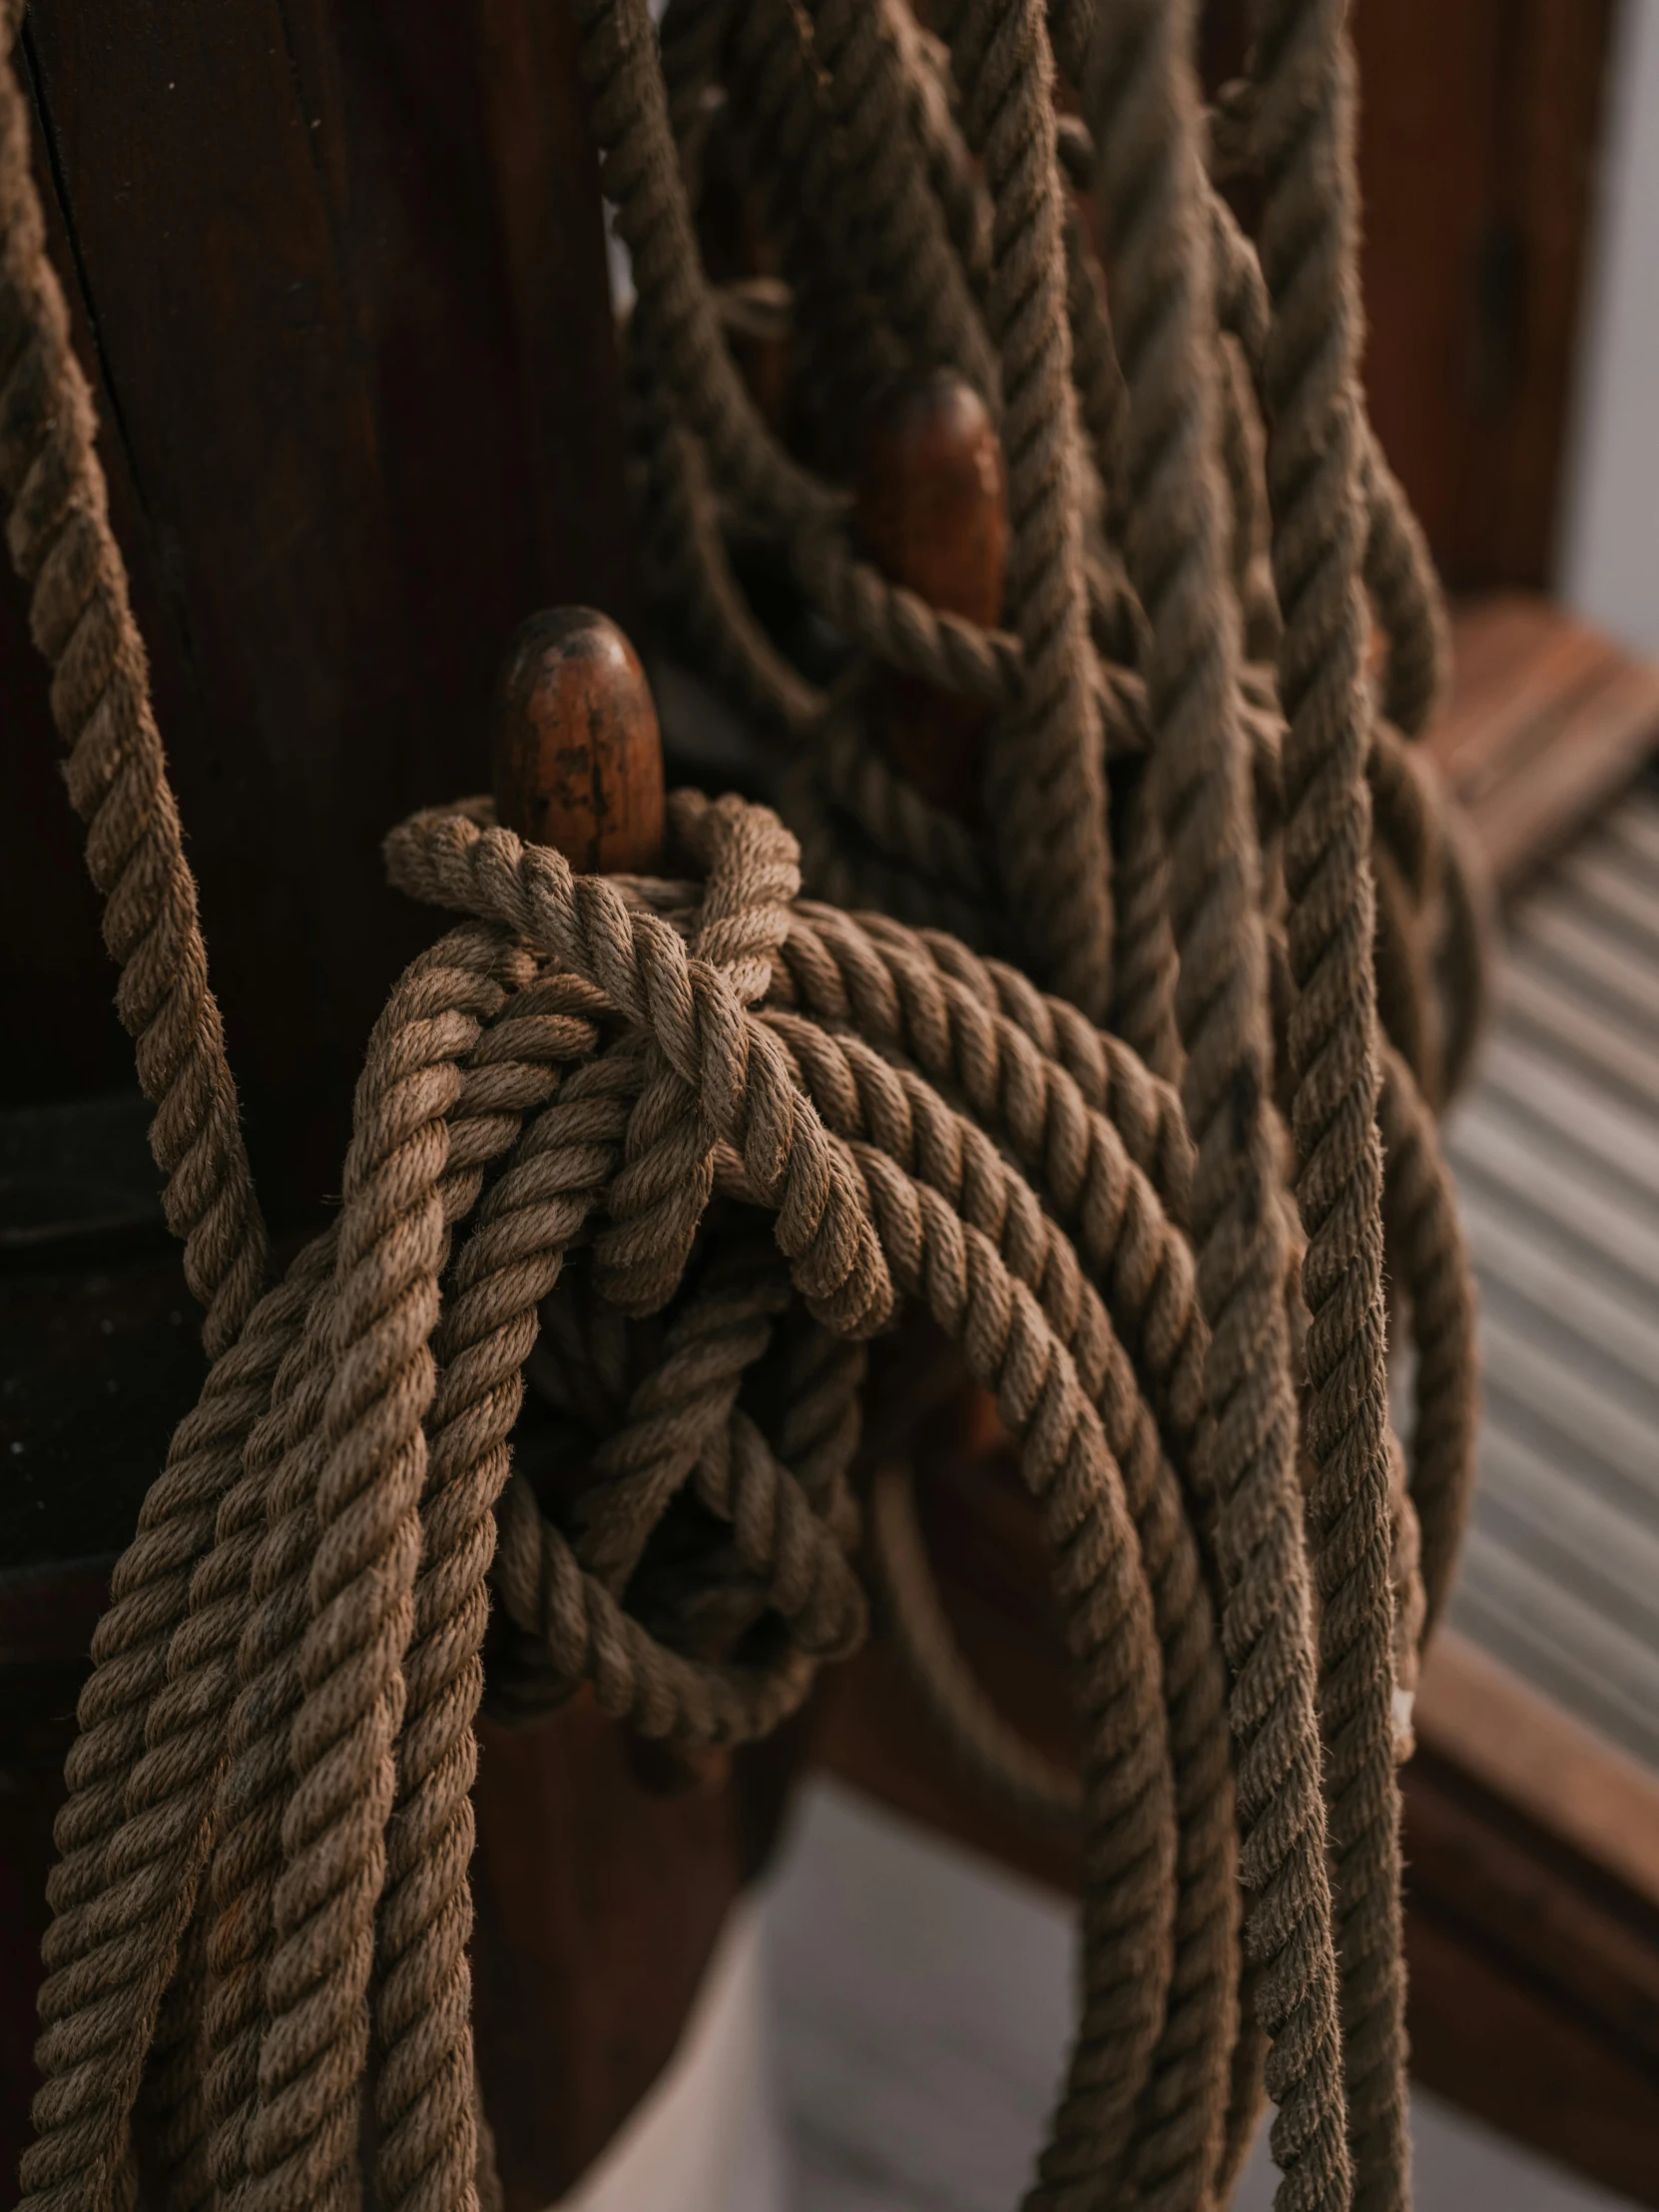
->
[
  {"left": 5, "top": 3, "right": 1494, "bottom": 2210},
  {"left": 385, "top": 792, "right": 895, "bottom": 1338},
  {"left": 21, "top": 770, "right": 1223, "bottom": 2212}
]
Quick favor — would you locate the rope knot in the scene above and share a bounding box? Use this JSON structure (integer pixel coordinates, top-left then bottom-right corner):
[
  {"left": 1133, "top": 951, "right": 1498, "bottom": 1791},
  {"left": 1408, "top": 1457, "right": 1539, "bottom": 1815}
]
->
[
  {"left": 490, "top": 1242, "right": 869, "bottom": 1737},
  {"left": 383, "top": 792, "right": 893, "bottom": 1338}
]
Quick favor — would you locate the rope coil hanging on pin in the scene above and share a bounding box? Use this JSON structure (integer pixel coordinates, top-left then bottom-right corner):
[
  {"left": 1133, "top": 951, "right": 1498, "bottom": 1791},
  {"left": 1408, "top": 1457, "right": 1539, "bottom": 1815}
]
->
[
  {"left": 4, "top": 4, "right": 1484, "bottom": 2212},
  {"left": 607, "top": 2, "right": 1488, "bottom": 2210},
  {"left": 14, "top": 771, "right": 1254, "bottom": 2212}
]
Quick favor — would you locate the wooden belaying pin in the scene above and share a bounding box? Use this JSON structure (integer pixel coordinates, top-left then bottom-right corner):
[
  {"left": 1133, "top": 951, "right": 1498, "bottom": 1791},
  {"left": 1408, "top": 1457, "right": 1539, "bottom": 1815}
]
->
[
  {"left": 490, "top": 607, "right": 732, "bottom": 1798},
  {"left": 856, "top": 368, "right": 1007, "bottom": 822},
  {"left": 857, "top": 373, "right": 1015, "bottom": 1471},
  {"left": 491, "top": 605, "right": 667, "bottom": 871}
]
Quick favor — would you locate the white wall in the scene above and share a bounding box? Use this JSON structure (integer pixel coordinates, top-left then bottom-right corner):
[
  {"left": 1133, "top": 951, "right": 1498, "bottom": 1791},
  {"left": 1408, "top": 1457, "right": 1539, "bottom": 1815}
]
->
[
  {"left": 1558, "top": 0, "right": 1659, "bottom": 657},
  {"left": 559, "top": 1899, "right": 785, "bottom": 2212},
  {"left": 761, "top": 1780, "right": 1634, "bottom": 2212}
]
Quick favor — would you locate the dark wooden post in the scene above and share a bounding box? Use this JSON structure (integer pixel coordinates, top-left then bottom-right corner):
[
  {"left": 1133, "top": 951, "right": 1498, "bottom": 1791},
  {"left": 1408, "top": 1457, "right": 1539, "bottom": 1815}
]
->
[
  {"left": 0, "top": 11, "right": 641, "bottom": 2193},
  {"left": 2, "top": 0, "right": 630, "bottom": 1229}
]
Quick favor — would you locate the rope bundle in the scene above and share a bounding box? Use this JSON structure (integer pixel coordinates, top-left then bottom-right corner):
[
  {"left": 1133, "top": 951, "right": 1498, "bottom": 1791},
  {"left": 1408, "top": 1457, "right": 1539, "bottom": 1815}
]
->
[
  {"left": 4, "top": 5, "right": 1484, "bottom": 2212},
  {"left": 16, "top": 774, "right": 1261, "bottom": 2212},
  {"left": 598, "top": 1, "right": 1488, "bottom": 2209}
]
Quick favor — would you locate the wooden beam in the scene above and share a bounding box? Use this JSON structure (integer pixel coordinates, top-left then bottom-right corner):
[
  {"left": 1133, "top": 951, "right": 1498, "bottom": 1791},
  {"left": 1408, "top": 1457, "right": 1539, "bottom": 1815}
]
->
[
  {"left": 807, "top": 1426, "right": 1659, "bottom": 2201},
  {"left": 1415, "top": 1628, "right": 1659, "bottom": 1911},
  {"left": 1430, "top": 595, "right": 1659, "bottom": 889}
]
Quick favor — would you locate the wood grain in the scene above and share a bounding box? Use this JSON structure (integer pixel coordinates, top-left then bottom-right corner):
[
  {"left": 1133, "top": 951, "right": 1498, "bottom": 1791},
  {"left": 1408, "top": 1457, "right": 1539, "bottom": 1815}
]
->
[
  {"left": 492, "top": 609, "right": 667, "bottom": 872},
  {"left": 856, "top": 369, "right": 1006, "bottom": 820},
  {"left": 1429, "top": 596, "right": 1659, "bottom": 888},
  {"left": 1, "top": 0, "right": 629, "bottom": 1228},
  {"left": 1414, "top": 1629, "right": 1659, "bottom": 1930},
  {"left": 1352, "top": 0, "right": 1615, "bottom": 591}
]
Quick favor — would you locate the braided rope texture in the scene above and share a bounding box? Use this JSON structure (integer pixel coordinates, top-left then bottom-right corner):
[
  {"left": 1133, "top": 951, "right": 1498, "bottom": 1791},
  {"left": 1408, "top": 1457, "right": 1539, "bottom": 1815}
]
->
[
  {"left": 622, "top": 5, "right": 1481, "bottom": 2212},
  {"left": 21, "top": 785, "right": 1257, "bottom": 2212},
  {"left": 0, "top": 38, "right": 267, "bottom": 1361},
  {"left": 1, "top": 28, "right": 276, "bottom": 2211},
  {"left": 10, "top": 4, "right": 1486, "bottom": 2212},
  {"left": 1079, "top": 5, "right": 1352, "bottom": 2207},
  {"left": 1251, "top": 10, "right": 1409, "bottom": 2204},
  {"left": 625, "top": 2, "right": 1482, "bottom": 2207},
  {"left": 947, "top": 0, "right": 1115, "bottom": 1019}
]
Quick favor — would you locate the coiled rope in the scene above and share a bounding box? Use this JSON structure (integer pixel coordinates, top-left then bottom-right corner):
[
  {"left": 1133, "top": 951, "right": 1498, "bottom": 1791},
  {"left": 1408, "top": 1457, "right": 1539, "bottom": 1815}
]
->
[
  {"left": 609, "top": 3, "right": 1487, "bottom": 2212},
  {"left": 7, "top": 3, "right": 1483, "bottom": 2211}
]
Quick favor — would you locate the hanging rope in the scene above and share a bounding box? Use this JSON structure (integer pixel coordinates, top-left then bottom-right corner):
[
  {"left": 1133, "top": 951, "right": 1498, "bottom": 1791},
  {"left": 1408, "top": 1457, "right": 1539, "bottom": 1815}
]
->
[
  {"left": 7, "top": 3, "right": 1487, "bottom": 2211},
  {"left": 615, "top": 3, "right": 1486, "bottom": 2211}
]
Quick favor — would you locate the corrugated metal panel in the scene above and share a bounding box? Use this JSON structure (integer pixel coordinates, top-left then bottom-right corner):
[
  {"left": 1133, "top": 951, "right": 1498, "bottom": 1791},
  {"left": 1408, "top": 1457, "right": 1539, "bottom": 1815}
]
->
[{"left": 1443, "top": 778, "right": 1659, "bottom": 1771}]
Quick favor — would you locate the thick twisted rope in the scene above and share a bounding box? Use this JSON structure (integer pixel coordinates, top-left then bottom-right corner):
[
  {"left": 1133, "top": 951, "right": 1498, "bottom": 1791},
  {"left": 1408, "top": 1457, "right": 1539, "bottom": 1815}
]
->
[
  {"left": 0, "top": 28, "right": 283, "bottom": 2205},
  {"left": 1074, "top": 7, "right": 1352, "bottom": 2208},
  {"left": 948, "top": 0, "right": 1115, "bottom": 1018},
  {"left": 1249, "top": 9, "right": 1409, "bottom": 2203},
  {"left": 14, "top": 5, "right": 1489, "bottom": 2211},
  {"left": 716, "top": 0, "right": 909, "bottom": 447},
  {"left": 0, "top": 54, "right": 276, "bottom": 2186},
  {"left": 22, "top": 942, "right": 586, "bottom": 2212},
  {"left": 25, "top": 775, "right": 1249, "bottom": 2212},
  {"left": 805, "top": 0, "right": 999, "bottom": 406},
  {"left": 1377, "top": 1049, "right": 1478, "bottom": 1638},
  {"left": 578, "top": 0, "right": 1029, "bottom": 706},
  {"left": 625, "top": 335, "right": 829, "bottom": 740},
  {"left": 868, "top": 1457, "right": 1082, "bottom": 1823},
  {"left": 0, "top": 8, "right": 267, "bottom": 1362},
  {"left": 385, "top": 799, "right": 1207, "bottom": 2205},
  {"left": 598, "top": 0, "right": 1478, "bottom": 2201},
  {"left": 27, "top": 748, "right": 1378, "bottom": 2212},
  {"left": 767, "top": 992, "right": 1235, "bottom": 2206}
]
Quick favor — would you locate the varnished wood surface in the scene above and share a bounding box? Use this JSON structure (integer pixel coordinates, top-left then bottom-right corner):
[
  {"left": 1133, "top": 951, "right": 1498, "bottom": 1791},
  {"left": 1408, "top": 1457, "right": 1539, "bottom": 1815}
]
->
[
  {"left": 1415, "top": 1629, "right": 1659, "bottom": 1913},
  {"left": 1352, "top": 0, "right": 1616, "bottom": 593},
  {"left": 492, "top": 609, "right": 667, "bottom": 872},
  {"left": 1203, "top": 0, "right": 1617, "bottom": 594},
  {"left": 1403, "top": 1903, "right": 1659, "bottom": 2210},
  {"left": 1, "top": 1, "right": 629, "bottom": 1228},
  {"left": 1426, "top": 596, "right": 1659, "bottom": 889},
  {"left": 471, "top": 1703, "right": 802, "bottom": 2210},
  {"left": 856, "top": 369, "right": 1006, "bottom": 821}
]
